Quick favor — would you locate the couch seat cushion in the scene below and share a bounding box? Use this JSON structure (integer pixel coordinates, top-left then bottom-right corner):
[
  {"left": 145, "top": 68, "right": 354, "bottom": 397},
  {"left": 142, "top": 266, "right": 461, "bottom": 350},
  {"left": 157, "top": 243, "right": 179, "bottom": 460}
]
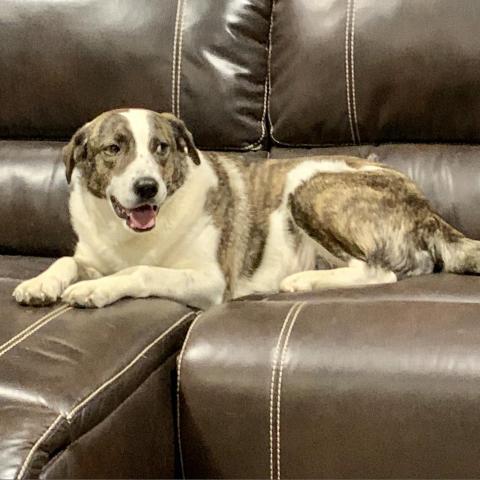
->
[{"left": 179, "top": 274, "right": 480, "bottom": 478}]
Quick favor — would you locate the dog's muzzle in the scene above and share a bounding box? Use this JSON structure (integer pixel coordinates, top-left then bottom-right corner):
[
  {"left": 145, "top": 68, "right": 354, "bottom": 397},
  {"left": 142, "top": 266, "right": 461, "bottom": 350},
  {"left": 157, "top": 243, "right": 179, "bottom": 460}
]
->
[{"left": 110, "top": 195, "right": 159, "bottom": 232}]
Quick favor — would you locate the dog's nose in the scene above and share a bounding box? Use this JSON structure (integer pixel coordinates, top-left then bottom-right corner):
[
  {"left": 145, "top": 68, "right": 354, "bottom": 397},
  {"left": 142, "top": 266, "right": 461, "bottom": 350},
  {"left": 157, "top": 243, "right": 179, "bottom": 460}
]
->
[{"left": 133, "top": 177, "right": 159, "bottom": 199}]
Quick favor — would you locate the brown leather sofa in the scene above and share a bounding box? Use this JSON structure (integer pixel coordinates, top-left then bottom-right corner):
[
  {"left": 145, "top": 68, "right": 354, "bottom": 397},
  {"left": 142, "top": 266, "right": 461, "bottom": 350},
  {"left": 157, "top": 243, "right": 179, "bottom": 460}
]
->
[{"left": 2, "top": 0, "right": 480, "bottom": 478}]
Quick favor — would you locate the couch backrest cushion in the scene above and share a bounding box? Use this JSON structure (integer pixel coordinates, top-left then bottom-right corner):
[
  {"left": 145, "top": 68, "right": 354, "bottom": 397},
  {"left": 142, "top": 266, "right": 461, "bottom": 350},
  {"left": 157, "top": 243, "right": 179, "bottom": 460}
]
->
[
  {"left": 0, "top": 141, "right": 75, "bottom": 257},
  {"left": 269, "top": 0, "right": 480, "bottom": 146},
  {"left": 0, "top": 0, "right": 271, "bottom": 150}
]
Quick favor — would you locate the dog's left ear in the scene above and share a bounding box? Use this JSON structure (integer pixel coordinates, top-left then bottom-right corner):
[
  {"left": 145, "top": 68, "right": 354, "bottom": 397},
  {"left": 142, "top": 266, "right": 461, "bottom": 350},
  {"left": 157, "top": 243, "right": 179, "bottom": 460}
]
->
[
  {"left": 62, "top": 122, "right": 91, "bottom": 184},
  {"left": 161, "top": 113, "right": 201, "bottom": 165}
]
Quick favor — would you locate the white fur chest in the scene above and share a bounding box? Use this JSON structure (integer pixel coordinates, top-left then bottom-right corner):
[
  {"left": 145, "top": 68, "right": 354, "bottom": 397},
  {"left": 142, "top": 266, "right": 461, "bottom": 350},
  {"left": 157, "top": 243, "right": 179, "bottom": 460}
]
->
[{"left": 69, "top": 165, "right": 221, "bottom": 276}]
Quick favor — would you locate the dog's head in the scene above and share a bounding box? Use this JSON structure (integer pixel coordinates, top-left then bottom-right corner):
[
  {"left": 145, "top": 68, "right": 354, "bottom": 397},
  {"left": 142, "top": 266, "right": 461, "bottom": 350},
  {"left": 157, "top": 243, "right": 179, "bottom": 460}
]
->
[{"left": 63, "top": 108, "right": 201, "bottom": 233}]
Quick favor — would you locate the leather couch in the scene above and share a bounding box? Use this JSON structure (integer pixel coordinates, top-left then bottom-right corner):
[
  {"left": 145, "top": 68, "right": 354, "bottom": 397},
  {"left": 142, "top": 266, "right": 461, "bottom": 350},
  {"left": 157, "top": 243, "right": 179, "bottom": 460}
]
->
[{"left": 2, "top": 0, "right": 480, "bottom": 478}]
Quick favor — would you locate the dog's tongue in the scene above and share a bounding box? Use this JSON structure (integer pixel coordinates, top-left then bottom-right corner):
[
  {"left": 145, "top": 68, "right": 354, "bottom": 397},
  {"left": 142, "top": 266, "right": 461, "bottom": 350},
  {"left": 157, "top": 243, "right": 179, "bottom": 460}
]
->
[{"left": 127, "top": 205, "right": 156, "bottom": 231}]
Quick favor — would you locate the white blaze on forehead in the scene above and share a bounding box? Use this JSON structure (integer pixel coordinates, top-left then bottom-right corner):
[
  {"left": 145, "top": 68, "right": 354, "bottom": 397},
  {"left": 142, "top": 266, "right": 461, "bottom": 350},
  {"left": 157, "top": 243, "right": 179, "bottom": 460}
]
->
[
  {"left": 119, "top": 109, "right": 152, "bottom": 158},
  {"left": 107, "top": 109, "right": 166, "bottom": 209}
]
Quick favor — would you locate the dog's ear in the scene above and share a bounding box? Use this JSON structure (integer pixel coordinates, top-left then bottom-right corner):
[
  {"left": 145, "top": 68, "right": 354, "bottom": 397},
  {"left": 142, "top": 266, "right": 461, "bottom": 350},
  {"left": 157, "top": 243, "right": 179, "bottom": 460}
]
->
[
  {"left": 161, "top": 113, "right": 201, "bottom": 165},
  {"left": 62, "top": 123, "right": 91, "bottom": 184}
]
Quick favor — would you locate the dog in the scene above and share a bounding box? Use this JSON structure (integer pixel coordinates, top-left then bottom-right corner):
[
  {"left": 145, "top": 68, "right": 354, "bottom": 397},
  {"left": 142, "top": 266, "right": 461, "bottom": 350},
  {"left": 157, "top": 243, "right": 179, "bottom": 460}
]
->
[{"left": 12, "top": 108, "right": 480, "bottom": 309}]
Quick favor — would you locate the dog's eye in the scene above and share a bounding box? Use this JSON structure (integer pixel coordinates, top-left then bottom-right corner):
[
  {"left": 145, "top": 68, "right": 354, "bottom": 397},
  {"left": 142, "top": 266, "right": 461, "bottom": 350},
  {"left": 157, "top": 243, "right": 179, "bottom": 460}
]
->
[
  {"left": 155, "top": 142, "right": 169, "bottom": 156},
  {"left": 104, "top": 144, "right": 120, "bottom": 156}
]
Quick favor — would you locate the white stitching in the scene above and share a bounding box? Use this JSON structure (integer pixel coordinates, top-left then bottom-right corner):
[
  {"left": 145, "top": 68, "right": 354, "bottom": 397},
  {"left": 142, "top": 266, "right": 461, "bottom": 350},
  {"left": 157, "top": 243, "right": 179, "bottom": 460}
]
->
[
  {"left": 0, "top": 304, "right": 68, "bottom": 354},
  {"left": 265, "top": 0, "right": 275, "bottom": 146},
  {"left": 176, "top": 0, "right": 185, "bottom": 118},
  {"left": 345, "top": 0, "right": 356, "bottom": 145},
  {"left": 17, "top": 310, "right": 196, "bottom": 479},
  {"left": 171, "top": 0, "right": 183, "bottom": 115},
  {"left": 66, "top": 311, "right": 195, "bottom": 420},
  {"left": 17, "top": 414, "right": 64, "bottom": 479},
  {"left": 245, "top": 0, "right": 275, "bottom": 150},
  {"left": 0, "top": 305, "right": 71, "bottom": 358},
  {"left": 176, "top": 312, "right": 201, "bottom": 479},
  {"left": 275, "top": 302, "right": 305, "bottom": 480},
  {"left": 269, "top": 302, "right": 299, "bottom": 480},
  {"left": 350, "top": 0, "right": 361, "bottom": 144}
]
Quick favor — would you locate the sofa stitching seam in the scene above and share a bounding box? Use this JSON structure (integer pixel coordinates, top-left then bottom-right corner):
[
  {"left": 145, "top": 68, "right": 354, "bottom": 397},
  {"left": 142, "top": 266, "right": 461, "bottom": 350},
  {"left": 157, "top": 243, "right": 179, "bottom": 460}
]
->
[
  {"left": 176, "top": 312, "right": 201, "bottom": 479},
  {"left": 0, "top": 305, "right": 71, "bottom": 358},
  {"left": 66, "top": 311, "right": 196, "bottom": 421},
  {"left": 171, "top": 0, "right": 183, "bottom": 115},
  {"left": 350, "top": 0, "right": 361, "bottom": 144},
  {"left": 176, "top": 0, "right": 186, "bottom": 118},
  {"left": 17, "top": 310, "right": 196, "bottom": 479},
  {"left": 41, "top": 350, "right": 180, "bottom": 476},
  {"left": 244, "top": 0, "right": 274, "bottom": 150},
  {"left": 275, "top": 302, "right": 305, "bottom": 479},
  {"left": 269, "top": 302, "right": 299, "bottom": 479},
  {"left": 345, "top": 0, "right": 356, "bottom": 145}
]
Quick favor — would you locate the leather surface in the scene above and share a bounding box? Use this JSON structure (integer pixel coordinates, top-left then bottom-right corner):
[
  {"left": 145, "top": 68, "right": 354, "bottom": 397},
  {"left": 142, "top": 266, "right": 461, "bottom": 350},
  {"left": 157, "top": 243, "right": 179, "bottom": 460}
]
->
[
  {"left": 271, "top": 145, "right": 480, "bottom": 241},
  {"left": 0, "top": 0, "right": 270, "bottom": 149},
  {"left": 269, "top": 0, "right": 480, "bottom": 146},
  {"left": 40, "top": 355, "right": 178, "bottom": 479},
  {"left": 180, "top": 292, "right": 480, "bottom": 478},
  {"left": 0, "top": 270, "right": 196, "bottom": 479},
  {"left": 0, "top": 255, "right": 55, "bottom": 281},
  {"left": 0, "top": 141, "right": 75, "bottom": 257}
]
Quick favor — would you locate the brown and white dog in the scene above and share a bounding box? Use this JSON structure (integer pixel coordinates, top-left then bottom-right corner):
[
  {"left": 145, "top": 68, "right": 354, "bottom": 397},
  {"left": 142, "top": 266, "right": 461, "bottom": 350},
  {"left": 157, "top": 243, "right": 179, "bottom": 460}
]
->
[{"left": 12, "top": 108, "right": 480, "bottom": 309}]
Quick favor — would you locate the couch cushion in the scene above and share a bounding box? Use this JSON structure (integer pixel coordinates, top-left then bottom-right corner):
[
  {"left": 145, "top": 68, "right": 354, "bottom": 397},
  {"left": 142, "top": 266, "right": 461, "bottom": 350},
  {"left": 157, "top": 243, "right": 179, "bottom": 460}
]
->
[
  {"left": 270, "top": 145, "right": 480, "bottom": 241},
  {"left": 179, "top": 288, "right": 480, "bottom": 478},
  {"left": 269, "top": 0, "right": 480, "bottom": 146},
  {"left": 0, "top": 256, "right": 55, "bottom": 281},
  {"left": 0, "top": 141, "right": 74, "bottom": 257},
  {"left": 0, "top": 0, "right": 271, "bottom": 149},
  {"left": 0, "top": 270, "right": 196, "bottom": 478}
]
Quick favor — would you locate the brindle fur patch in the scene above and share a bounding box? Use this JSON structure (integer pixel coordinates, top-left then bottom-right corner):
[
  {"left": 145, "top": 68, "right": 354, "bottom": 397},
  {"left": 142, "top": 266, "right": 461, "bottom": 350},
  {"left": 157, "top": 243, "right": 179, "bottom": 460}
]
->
[
  {"left": 64, "top": 112, "right": 136, "bottom": 198},
  {"left": 205, "top": 153, "right": 469, "bottom": 288},
  {"left": 205, "top": 155, "right": 371, "bottom": 288},
  {"left": 149, "top": 113, "right": 190, "bottom": 196},
  {"left": 289, "top": 167, "right": 452, "bottom": 277},
  {"left": 205, "top": 153, "right": 238, "bottom": 293}
]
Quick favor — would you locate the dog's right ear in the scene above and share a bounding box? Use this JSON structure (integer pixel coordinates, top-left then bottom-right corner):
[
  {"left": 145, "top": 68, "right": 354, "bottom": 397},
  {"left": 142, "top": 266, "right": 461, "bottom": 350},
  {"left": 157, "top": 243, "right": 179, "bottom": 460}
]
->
[{"left": 62, "top": 123, "right": 91, "bottom": 184}]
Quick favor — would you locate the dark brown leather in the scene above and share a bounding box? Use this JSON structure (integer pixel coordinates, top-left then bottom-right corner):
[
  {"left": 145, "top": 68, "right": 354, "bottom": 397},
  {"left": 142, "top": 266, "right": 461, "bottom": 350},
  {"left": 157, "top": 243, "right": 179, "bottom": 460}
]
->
[
  {"left": 6, "top": 0, "right": 480, "bottom": 478},
  {"left": 269, "top": 0, "right": 480, "bottom": 146},
  {"left": 0, "top": 270, "right": 196, "bottom": 479},
  {"left": 271, "top": 145, "right": 480, "bottom": 241},
  {"left": 0, "top": 255, "right": 55, "bottom": 281},
  {"left": 179, "top": 292, "right": 480, "bottom": 478},
  {"left": 0, "top": 0, "right": 270, "bottom": 150},
  {"left": 0, "top": 142, "right": 75, "bottom": 257},
  {"left": 39, "top": 355, "right": 178, "bottom": 479}
]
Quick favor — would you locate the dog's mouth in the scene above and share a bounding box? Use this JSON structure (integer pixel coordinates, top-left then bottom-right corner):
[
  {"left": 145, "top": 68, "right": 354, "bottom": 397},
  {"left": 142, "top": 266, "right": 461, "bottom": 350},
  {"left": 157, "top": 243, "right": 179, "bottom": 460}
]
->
[{"left": 110, "top": 196, "right": 159, "bottom": 232}]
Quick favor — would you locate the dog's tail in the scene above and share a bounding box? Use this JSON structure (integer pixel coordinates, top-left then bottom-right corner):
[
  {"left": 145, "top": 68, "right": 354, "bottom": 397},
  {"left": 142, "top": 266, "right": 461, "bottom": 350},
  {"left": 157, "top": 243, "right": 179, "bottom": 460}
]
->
[{"left": 432, "top": 215, "right": 480, "bottom": 274}]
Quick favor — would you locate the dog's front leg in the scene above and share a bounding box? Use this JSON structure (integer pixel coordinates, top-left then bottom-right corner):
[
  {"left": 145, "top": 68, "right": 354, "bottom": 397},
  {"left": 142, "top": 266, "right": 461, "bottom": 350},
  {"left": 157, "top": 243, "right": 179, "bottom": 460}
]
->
[
  {"left": 61, "top": 265, "right": 225, "bottom": 309},
  {"left": 13, "top": 257, "right": 81, "bottom": 306}
]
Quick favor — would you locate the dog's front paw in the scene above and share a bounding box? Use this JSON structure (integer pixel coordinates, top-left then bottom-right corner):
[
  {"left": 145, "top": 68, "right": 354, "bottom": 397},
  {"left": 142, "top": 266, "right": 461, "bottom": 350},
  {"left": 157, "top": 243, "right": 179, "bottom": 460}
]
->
[
  {"left": 62, "top": 279, "right": 117, "bottom": 308},
  {"left": 13, "top": 276, "right": 66, "bottom": 306},
  {"left": 280, "top": 272, "right": 316, "bottom": 293}
]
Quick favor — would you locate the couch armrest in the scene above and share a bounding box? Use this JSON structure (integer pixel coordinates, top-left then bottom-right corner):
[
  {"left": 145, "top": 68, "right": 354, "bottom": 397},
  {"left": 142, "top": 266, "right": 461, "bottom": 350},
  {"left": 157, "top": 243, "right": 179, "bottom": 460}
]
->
[
  {"left": 178, "top": 296, "right": 480, "bottom": 478},
  {"left": 0, "top": 277, "right": 196, "bottom": 479}
]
